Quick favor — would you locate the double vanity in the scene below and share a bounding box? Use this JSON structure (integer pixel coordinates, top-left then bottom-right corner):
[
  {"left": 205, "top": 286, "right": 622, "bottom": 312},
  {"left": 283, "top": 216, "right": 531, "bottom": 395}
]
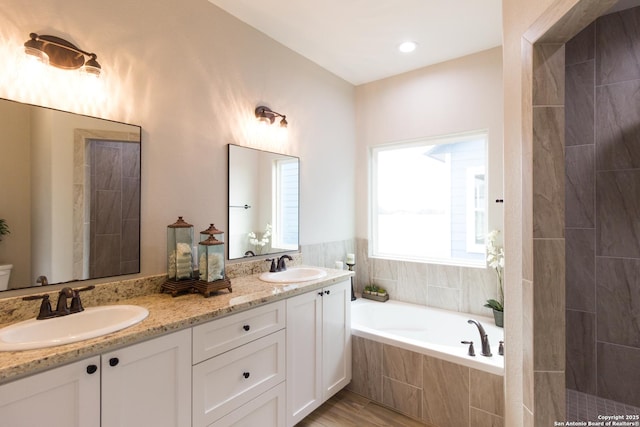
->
[{"left": 0, "top": 266, "right": 352, "bottom": 427}]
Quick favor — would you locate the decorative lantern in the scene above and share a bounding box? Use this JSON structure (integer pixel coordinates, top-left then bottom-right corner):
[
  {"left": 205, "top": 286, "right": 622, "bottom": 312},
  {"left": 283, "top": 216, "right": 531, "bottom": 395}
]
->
[
  {"left": 200, "top": 223, "right": 224, "bottom": 243},
  {"left": 198, "top": 235, "right": 225, "bottom": 282},
  {"left": 166, "top": 216, "right": 194, "bottom": 281}
]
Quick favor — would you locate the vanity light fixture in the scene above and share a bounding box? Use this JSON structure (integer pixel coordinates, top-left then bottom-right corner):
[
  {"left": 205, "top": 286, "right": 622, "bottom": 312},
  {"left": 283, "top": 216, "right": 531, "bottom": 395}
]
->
[
  {"left": 255, "top": 105, "right": 288, "bottom": 128},
  {"left": 24, "top": 33, "right": 102, "bottom": 77}
]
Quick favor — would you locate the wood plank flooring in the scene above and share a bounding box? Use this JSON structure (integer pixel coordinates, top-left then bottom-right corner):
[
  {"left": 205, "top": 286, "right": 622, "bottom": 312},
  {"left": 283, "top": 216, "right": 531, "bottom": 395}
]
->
[{"left": 297, "top": 389, "right": 431, "bottom": 427}]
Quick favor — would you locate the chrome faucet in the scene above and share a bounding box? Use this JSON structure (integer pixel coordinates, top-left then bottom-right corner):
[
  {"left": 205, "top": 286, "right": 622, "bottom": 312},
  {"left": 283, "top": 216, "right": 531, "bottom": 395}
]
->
[
  {"left": 467, "top": 319, "right": 492, "bottom": 357},
  {"left": 277, "top": 255, "right": 293, "bottom": 271}
]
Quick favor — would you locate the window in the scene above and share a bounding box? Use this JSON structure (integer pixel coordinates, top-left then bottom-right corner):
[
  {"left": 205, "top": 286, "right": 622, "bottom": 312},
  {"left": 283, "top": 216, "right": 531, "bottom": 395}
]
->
[
  {"left": 370, "top": 131, "right": 488, "bottom": 266},
  {"left": 272, "top": 158, "right": 299, "bottom": 250}
]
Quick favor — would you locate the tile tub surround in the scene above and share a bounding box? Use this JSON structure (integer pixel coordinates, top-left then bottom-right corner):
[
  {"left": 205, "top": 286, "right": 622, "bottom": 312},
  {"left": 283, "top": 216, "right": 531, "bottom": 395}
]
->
[
  {"left": 349, "top": 336, "right": 504, "bottom": 427},
  {"left": 0, "top": 263, "right": 350, "bottom": 384},
  {"left": 565, "top": 9, "right": 640, "bottom": 409}
]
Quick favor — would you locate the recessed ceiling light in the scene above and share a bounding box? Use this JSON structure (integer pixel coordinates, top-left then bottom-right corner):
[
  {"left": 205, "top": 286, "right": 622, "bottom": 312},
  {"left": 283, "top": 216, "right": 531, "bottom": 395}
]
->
[{"left": 398, "top": 41, "right": 417, "bottom": 53}]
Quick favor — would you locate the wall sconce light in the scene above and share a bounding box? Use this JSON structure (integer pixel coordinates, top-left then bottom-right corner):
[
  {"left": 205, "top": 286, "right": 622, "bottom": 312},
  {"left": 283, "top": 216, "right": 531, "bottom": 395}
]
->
[
  {"left": 24, "top": 33, "right": 102, "bottom": 77},
  {"left": 255, "top": 105, "right": 288, "bottom": 128}
]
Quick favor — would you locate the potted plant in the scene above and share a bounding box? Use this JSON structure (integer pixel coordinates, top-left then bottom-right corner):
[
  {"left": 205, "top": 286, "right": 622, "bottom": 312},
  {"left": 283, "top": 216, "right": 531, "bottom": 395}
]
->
[
  {"left": 484, "top": 229, "right": 504, "bottom": 327},
  {"left": 0, "top": 219, "right": 9, "bottom": 242}
]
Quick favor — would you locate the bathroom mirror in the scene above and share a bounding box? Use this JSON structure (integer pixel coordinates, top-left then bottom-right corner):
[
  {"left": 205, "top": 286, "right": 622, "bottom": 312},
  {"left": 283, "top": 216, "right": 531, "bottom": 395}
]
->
[
  {"left": 228, "top": 144, "right": 299, "bottom": 260},
  {"left": 0, "top": 98, "right": 141, "bottom": 291}
]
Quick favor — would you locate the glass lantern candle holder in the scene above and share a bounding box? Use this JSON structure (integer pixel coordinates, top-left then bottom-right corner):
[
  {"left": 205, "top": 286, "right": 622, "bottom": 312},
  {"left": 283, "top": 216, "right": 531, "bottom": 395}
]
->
[
  {"left": 198, "top": 235, "right": 225, "bottom": 283},
  {"left": 167, "top": 216, "right": 194, "bottom": 281},
  {"left": 200, "top": 223, "right": 224, "bottom": 243}
]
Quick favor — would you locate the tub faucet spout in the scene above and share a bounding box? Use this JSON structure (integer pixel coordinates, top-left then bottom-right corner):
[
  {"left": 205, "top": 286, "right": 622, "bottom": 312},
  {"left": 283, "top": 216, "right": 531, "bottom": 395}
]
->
[{"left": 467, "top": 319, "right": 492, "bottom": 357}]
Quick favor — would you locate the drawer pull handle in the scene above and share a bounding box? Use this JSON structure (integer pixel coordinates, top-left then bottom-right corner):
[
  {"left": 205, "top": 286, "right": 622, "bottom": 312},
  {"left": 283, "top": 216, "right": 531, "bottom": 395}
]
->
[
  {"left": 243, "top": 324, "right": 250, "bottom": 331},
  {"left": 242, "top": 372, "right": 250, "bottom": 379},
  {"left": 86, "top": 364, "right": 98, "bottom": 374},
  {"left": 109, "top": 357, "right": 119, "bottom": 367},
  {"left": 324, "top": 290, "right": 331, "bottom": 295}
]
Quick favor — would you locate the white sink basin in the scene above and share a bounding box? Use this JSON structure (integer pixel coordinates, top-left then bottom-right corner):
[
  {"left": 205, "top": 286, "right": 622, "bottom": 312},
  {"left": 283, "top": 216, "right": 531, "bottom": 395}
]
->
[
  {"left": 259, "top": 267, "right": 327, "bottom": 283},
  {"left": 0, "top": 305, "right": 149, "bottom": 351}
]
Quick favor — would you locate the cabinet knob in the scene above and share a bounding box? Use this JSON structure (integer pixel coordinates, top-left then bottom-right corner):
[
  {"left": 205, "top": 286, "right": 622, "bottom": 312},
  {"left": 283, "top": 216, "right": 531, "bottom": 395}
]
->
[
  {"left": 324, "top": 290, "right": 331, "bottom": 295},
  {"left": 318, "top": 292, "right": 323, "bottom": 296},
  {"left": 86, "top": 364, "right": 98, "bottom": 374},
  {"left": 109, "top": 357, "right": 119, "bottom": 367},
  {"left": 242, "top": 372, "right": 250, "bottom": 379},
  {"left": 243, "top": 324, "right": 250, "bottom": 331}
]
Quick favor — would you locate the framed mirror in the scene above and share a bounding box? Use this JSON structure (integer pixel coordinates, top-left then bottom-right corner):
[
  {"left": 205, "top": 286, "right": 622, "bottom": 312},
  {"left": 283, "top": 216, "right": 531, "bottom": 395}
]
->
[
  {"left": 228, "top": 144, "right": 299, "bottom": 260},
  {"left": 0, "top": 98, "right": 141, "bottom": 291}
]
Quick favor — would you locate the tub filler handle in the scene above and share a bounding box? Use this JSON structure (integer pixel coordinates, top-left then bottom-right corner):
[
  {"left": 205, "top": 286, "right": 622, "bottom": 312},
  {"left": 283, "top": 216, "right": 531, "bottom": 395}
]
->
[{"left": 461, "top": 340, "right": 475, "bottom": 356}]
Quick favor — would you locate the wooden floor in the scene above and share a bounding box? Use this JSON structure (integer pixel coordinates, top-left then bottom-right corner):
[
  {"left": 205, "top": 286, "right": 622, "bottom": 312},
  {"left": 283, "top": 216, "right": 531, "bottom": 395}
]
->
[{"left": 297, "top": 389, "right": 430, "bottom": 427}]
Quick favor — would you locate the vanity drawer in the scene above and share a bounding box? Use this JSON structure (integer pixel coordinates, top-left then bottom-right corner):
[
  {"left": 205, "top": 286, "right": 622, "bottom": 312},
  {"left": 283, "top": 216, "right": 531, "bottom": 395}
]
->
[
  {"left": 193, "top": 300, "right": 285, "bottom": 363},
  {"left": 207, "top": 382, "right": 285, "bottom": 427},
  {"left": 192, "top": 330, "right": 286, "bottom": 427}
]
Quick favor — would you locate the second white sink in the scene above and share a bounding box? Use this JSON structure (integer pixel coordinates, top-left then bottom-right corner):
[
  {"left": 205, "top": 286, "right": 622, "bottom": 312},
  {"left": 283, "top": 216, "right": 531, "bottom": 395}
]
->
[
  {"left": 259, "top": 267, "right": 327, "bottom": 283},
  {"left": 0, "top": 305, "right": 149, "bottom": 351}
]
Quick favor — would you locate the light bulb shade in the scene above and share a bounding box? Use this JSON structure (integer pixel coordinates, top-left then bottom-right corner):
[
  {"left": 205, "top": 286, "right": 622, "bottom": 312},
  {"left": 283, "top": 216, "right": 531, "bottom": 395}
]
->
[
  {"left": 279, "top": 116, "right": 288, "bottom": 128},
  {"left": 24, "top": 37, "right": 49, "bottom": 65},
  {"left": 255, "top": 106, "right": 276, "bottom": 124},
  {"left": 81, "top": 57, "right": 101, "bottom": 76}
]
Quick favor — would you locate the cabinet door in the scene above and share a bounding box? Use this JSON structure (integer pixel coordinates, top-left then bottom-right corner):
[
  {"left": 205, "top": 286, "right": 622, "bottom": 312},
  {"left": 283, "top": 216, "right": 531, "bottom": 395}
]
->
[
  {"left": 286, "top": 289, "right": 322, "bottom": 426},
  {"left": 102, "top": 329, "right": 191, "bottom": 427},
  {"left": 0, "top": 356, "right": 100, "bottom": 427},
  {"left": 322, "top": 280, "right": 352, "bottom": 399}
]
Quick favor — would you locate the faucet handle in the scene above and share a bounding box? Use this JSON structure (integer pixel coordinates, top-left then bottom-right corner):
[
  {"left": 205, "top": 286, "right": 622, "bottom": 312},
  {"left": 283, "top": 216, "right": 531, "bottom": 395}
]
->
[
  {"left": 23, "top": 294, "right": 55, "bottom": 319},
  {"left": 461, "top": 340, "right": 475, "bottom": 357},
  {"left": 499, "top": 341, "right": 504, "bottom": 356},
  {"left": 69, "top": 285, "right": 95, "bottom": 313},
  {"left": 265, "top": 258, "right": 277, "bottom": 272}
]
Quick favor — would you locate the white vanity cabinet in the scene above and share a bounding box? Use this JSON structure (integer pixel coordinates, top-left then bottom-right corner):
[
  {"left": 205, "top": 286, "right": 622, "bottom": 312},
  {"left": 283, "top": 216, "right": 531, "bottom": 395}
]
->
[
  {"left": 192, "top": 300, "right": 287, "bottom": 427},
  {"left": 286, "top": 279, "right": 352, "bottom": 426},
  {"left": 0, "top": 329, "right": 191, "bottom": 427}
]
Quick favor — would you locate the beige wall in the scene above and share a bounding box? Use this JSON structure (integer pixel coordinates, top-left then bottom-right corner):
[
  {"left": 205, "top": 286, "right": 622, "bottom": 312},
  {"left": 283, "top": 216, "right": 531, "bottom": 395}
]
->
[{"left": 0, "top": 0, "right": 357, "bottom": 282}]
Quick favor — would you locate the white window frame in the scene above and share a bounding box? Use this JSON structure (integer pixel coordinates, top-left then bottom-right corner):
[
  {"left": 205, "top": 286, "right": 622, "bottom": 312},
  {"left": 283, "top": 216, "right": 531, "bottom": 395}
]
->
[
  {"left": 466, "top": 166, "right": 486, "bottom": 254},
  {"left": 271, "top": 158, "right": 298, "bottom": 251}
]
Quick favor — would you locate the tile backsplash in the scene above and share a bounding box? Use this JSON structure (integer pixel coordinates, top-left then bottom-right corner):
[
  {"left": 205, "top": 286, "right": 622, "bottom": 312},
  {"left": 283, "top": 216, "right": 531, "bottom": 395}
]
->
[{"left": 302, "top": 238, "right": 497, "bottom": 317}]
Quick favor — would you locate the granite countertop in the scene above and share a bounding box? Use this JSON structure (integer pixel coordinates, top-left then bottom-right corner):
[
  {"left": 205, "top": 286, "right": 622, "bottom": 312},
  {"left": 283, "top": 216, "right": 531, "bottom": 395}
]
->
[{"left": 0, "top": 267, "right": 353, "bottom": 385}]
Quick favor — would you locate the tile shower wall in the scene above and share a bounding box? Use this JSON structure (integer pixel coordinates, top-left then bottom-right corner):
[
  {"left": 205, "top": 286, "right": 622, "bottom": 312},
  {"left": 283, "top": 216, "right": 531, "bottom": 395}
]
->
[
  {"left": 303, "top": 238, "right": 498, "bottom": 316},
  {"left": 565, "top": 9, "right": 640, "bottom": 408},
  {"left": 90, "top": 140, "right": 140, "bottom": 278}
]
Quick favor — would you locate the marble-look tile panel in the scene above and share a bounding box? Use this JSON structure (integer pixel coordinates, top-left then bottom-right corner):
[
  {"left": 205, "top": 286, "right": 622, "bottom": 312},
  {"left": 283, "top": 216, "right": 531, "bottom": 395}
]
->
[
  {"left": 426, "top": 264, "right": 461, "bottom": 289},
  {"left": 426, "top": 286, "right": 460, "bottom": 312},
  {"left": 596, "top": 8, "right": 640, "bottom": 86},
  {"left": 461, "top": 267, "right": 496, "bottom": 316},
  {"left": 565, "top": 310, "right": 596, "bottom": 394},
  {"left": 92, "top": 234, "right": 121, "bottom": 278},
  {"left": 565, "top": 228, "right": 596, "bottom": 312},
  {"left": 533, "top": 239, "right": 565, "bottom": 371},
  {"left": 565, "top": 61, "right": 595, "bottom": 147},
  {"left": 122, "top": 177, "right": 140, "bottom": 220},
  {"left": 524, "top": 405, "right": 534, "bottom": 427},
  {"left": 395, "top": 261, "right": 428, "bottom": 305},
  {"left": 596, "top": 170, "right": 640, "bottom": 258},
  {"left": 122, "top": 143, "right": 140, "bottom": 178},
  {"left": 565, "top": 145, "right": 595, "bottom": 228},
  {"left": 565, "top": 22, "right": 594, "bottom": 66},
  {"left": 470, "top": 408, "right": 504, "bottom": 427},
  {"left": 534, "top": 371, "right": 565, "bottom": 427},
  {"left": 533, "top": 106, "right": 565, "bottom": 239},
  {"left": 596, "top": 257, "right": 640, "bottom": 348},
  {"left": 523, "top": 279, "right": 534, "bottom": 412},
  {"left": 596, "top": 80, "right": 640, "bottom": 170},
  {"left": 355, "top": 238, "right": 371, "bottom": 294},
  {"left": 121, "top": 219, "right": 140, "bottom": 262},
  {"left": 470, "top": 368, "right": 505, "bottom": 416},
  {"left": 349, "top": 336, "right": 383, "bottom": 402},
  {"left": 372, "top": 258, "right": 398, "bottom": 281},
  {"left": 382, "top": 345, "right": 422, "bottom": 388},
  {"left": 95, "top": 190, "right": 122, "bottom": 235},
  {"left": 533, "top": 44, "right": 565, "bottom": 106},
  {"left": 422, "top": 355, "right": 469, "bottom": 427},
  {"left": 94, "top": 143, "right": 122, "bottom": 191},
  {"left": 597, "top": 342, "right": 640, "bottom": 408},
  {"left": 382, "top": 376, "right": 422, "bottom": 420}
]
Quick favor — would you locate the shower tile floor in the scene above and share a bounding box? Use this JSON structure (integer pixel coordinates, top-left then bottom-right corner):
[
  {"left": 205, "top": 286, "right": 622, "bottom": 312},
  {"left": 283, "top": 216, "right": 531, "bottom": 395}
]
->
[{"left": 567, "top": 389, "right": 640, "bottom": 422}]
